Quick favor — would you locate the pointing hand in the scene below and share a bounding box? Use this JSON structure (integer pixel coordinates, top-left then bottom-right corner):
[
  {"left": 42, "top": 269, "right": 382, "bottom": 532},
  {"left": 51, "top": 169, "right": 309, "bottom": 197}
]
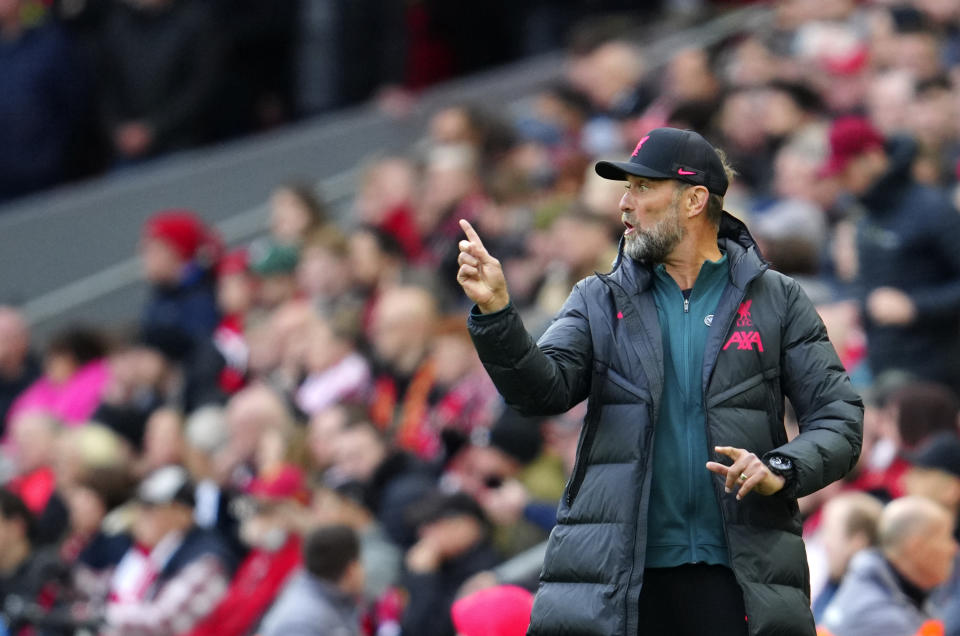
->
[{"left": 457, "top": 219, "right": 510, "bottom": 314}]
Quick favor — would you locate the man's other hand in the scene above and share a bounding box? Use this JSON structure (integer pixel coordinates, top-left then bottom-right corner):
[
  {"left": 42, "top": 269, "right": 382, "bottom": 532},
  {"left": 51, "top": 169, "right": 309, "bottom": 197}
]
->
[
  {"left": 457, "top": 219, "right": 509, "bottom": 314},
  {"left": 706, "top": 446, "right": 785, "bottom": 500}
]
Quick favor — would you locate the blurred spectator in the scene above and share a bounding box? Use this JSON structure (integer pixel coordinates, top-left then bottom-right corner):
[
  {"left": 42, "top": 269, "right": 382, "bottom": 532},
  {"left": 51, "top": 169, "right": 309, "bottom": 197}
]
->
[
  {"left": 259, "top": 524, "right": 364, "bottom": 636},
  {"left": 401, "top": 491, "right": 499, "bottom": 636},
  {"left": 811, "top": 492, "right": 883, "bottom": 623},
  {"left": 104, "top": 465, "right": 235, "bottom": 636},
  {"left": 217, "top": 384, "right": 295, "bottom": 490},
  {"left": 206, "top": 0, "right": 297, "bottom": 139},
  {"left": 906, "top": 433, "right": 960, "bottom": 636},
  {"left": 213, "top": 249, "right": 253, "bottom": 395},
  {"left": 0, "top": 0, "right": 87, "bottom": 201},
  {"left": 331, "top": 420, "right": 434, "bottom": 548},
  {"left": 347, "top": 227, "right": 407, "bottom": 330},
  {"left": 446, "top": 409, "right": 552, "bottom": 555},
  {"left": 823, "top": 117, "right": 960, "bottom": 392},
  {"left": 63, "top": 465, "right": 135, "bottom": 601},
  {"left": 296, "top": 226, "right": 357, "bottom": 316},
  {"left": 296, "top": 314, "right": 370, "bottom": 416},
  {"left": 427, "top": 315, "right": 499, "bottom": 442},
  {"left": 186, "top": 468, "right": 304, "bottom": 636},
  {"left": 135, "top": 408, "right": 185, "bottom": 479},
  {"left": 451, "top": 584, "right": 534, "bottom": 636},
  {"left": 248, "top": 238, "right": 300, "bottom": 310},
  {"left": 8, "top": 326, "right": 109, "bottom": 427},
  {"left": 368, "top": 286, "right": 442, "bottom": 459},
  {"left": 5, "top": 411, "right": 69, "bottom": 545},
  {"left": 354, "top": 157, "right": 424, "bottom": 262},
  {"left": 888, "top": 382, "right": 960, "bottom": 452},
  {"left": 821, "top": 496, "right": 957, "bottom": 636},
  {"left": 309, "top": 478, "right": 401, "bottom": 604},
  {"left": 0, "top": 308, "right": 40, "bottom": 432},
  {"left": 305, "top": 404, "right": 352, "bottom": 476},
  {"left": 267, "top": 183, "right": 328, "bottom": 247},
  {"left": 0, "top": 488, "right": 68, "bottom": 634},
  {"left": 181, "top": 405, "right": 245, "bottom": 561},
  {"left": 97, "top": 0, "right": 222, "bottom": 162},
  {"left": 909, "top": 75, "right": 959, "bottom": 186},
  {"left": 139, "top": 210, "right": 221, "bottom": 359},
  {"left": 905, "top": 433, "right": 960, "bottom": 528}
]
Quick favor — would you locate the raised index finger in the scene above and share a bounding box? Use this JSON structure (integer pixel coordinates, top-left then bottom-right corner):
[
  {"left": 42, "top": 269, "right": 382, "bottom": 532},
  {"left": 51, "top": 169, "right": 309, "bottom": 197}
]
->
[{"left": 459, "top": 219, "right": 484, "bottom": 246}]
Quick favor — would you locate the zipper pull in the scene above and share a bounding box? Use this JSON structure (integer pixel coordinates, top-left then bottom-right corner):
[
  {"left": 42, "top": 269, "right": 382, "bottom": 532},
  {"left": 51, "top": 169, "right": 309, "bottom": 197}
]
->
[{"left": 683, "top": 297, "right": 690, "bottom": 313}]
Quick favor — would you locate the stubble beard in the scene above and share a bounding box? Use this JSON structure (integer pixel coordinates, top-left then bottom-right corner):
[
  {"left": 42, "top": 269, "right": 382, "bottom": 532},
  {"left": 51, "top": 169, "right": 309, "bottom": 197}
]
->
[{"left": 623, "top": 199, "right": 686, "bottom": 264}]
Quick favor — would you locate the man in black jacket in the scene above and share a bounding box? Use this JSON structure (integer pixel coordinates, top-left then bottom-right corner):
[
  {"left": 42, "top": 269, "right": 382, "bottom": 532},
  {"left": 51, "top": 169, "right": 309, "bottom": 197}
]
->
[
  {"left": 457, "top": 127, "right": 863, "bottom": 636},
  {"left": 822, "top": 116, "right": 960, "bottom": 392}
]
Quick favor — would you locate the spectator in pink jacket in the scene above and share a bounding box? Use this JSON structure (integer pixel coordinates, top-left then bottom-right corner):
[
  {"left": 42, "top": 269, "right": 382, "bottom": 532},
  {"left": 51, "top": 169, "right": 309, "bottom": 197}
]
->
[{"left": 8, "top": 327, "right": 109, "bottom": 427}]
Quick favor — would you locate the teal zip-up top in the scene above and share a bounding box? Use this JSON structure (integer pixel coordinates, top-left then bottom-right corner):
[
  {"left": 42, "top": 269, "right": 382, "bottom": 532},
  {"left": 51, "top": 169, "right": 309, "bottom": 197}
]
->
[{"left": 645, "top": 252, "right": 730, "bottom": 567}]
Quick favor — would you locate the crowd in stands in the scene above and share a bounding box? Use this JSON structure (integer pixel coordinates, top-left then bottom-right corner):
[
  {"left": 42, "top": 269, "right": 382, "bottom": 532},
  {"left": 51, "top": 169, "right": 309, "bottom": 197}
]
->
[
  {"left": 2, "top": 0, "right": 960, "bottom": 634},
  {"left": 0, "top": 0, "right": 671, "bottom": 203}
]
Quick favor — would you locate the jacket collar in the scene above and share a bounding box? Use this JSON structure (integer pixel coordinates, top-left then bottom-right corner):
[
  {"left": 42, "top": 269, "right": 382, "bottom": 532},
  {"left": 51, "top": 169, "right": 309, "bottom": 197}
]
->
[{"left": 606, "top": 211, "right": 768, "bottom": 293}]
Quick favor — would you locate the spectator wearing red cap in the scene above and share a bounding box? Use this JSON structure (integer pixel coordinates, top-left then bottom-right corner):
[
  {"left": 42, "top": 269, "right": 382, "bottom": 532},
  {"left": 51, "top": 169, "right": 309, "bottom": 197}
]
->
[
  {"left": 139, "top": 210, "right": 224, "bottom": 407},
  {"left": 823, "top": 117, "right": 960, "bottom": 392},
  {"left": 185, "top": 466, "right": 305, "bottom": 636}
]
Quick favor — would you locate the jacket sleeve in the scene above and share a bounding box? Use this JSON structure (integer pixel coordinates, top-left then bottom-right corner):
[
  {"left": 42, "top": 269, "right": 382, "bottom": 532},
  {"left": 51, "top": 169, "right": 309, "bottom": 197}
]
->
[
  {"left": 764, "top": 279, "right": 864, "bottom": 499},
  {"left": 467, "top": 282, "right": 593, "bottom": 416}
]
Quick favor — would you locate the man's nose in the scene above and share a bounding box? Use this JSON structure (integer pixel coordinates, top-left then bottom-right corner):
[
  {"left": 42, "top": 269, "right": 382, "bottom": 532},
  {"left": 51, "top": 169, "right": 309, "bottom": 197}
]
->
[{"left": 619, "top": 192, "right": 631, "bottom": 212}]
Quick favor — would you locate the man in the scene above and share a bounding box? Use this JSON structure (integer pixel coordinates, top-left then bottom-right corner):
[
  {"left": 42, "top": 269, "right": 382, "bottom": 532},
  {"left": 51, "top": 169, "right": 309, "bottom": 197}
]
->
[
  {"left": 104, "top": 465, "right": 235, "bottom": 636},
  {"left": 0, "top": 307, "right": 40, "bottom": 431},
  {"left": 812, "top": 492, "right": 884, "bottom": 623},
  {"left": 903, "top": 433, "right": 960, "bottom": 636},
  {"left": 330, "top": 420, "right": 434, "bottom": 548},
  {"left": 822, "top": 117, "right": 960, "bottom": 392},
  {"left": 401, "top": 492, "right": 500, "bottom": 636},
  {"left": 259, "top": 524, "right": 364, "bottom": 636},
  {"left": 0, "top": 489, "right": 67, "bottom": 633},
  {"left": 457, "top": 127, "right": 863, "bottom": 635},
  {"left": 820, "top": 496, "right": 957, "bottom": 636},
  {"left": 185, "top": 468, "right": 305, "bottom": 636}
]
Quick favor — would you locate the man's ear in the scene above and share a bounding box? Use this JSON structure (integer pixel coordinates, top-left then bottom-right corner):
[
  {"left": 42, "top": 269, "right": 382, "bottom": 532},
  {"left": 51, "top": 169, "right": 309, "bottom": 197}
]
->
[{"left": 685, "top": 185, "right": 710, "bottom": 218}]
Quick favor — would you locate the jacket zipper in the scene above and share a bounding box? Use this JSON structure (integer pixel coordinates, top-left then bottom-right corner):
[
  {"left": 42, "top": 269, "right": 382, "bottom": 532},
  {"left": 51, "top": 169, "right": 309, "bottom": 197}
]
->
[
  {"left": 702, "top": 273, "right": 765, "bottom": 634},
  {"left": 681, "top": 291, "right": 697, "bottom": 561}
]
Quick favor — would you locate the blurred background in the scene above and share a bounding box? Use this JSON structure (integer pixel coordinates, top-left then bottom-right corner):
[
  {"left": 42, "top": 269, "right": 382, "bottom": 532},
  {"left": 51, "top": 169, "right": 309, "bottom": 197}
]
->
[{"left": 2, "top": 0, "right": 960, "bottom": 635}]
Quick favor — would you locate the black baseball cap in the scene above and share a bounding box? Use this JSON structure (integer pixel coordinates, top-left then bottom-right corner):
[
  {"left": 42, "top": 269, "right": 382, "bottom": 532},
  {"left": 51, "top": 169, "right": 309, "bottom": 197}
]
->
[
  {"left": 595, "top": 127, "right": 729, "bottom": 196},
  {"left": 907, "top": 432, "right": 960, "bottom": 480}
]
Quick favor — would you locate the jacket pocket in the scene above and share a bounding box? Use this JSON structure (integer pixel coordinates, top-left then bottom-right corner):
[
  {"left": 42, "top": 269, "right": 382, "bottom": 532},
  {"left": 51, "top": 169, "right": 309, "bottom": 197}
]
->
[
  {"left": 605, "top": 367, "right": 652, "bottom": 403},
  {"left": 763, "top": 369, "right": 787, "bottom": 446},
  {"left": 565, "top": 403, "right": 599, "bottom": 507}
]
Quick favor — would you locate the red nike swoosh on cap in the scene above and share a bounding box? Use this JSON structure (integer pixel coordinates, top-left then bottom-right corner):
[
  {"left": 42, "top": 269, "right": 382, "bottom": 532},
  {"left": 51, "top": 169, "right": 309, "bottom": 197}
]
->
[{"left": 677, "top": 168, "right": 697, "bottom": 175}]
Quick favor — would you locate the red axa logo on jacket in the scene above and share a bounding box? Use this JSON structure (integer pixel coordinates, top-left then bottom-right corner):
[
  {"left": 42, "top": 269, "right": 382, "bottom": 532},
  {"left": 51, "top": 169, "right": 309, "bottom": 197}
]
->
[{"left": 724, "top": 300, "right": 764, "bottom": 352}]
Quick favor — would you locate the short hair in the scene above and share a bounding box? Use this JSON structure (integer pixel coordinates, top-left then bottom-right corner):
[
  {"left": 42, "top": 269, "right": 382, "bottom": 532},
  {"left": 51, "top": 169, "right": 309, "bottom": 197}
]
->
[
  {"left": 889, "top": 382, "right": 960, "bottom": 449},
  {"left": 674, "top": 148, "right": 735, "bottom": 228},
  {"left": 826, "top": 492, "right": 883, "bottom": 546},
  {"left": 0, "top": 489, "right": 36, "bottom": 544},
  {"left": 707, "top": 148, "right": 736, "bottom": 227},
  {"left": 303, "top": 524, "right": 360, "bottom": 582},
  {"left": 879, "top": 496, "right": 949, "bottom": 554},
  {"left": 46, "top": 326, "right": 107, "bottom": 365}
]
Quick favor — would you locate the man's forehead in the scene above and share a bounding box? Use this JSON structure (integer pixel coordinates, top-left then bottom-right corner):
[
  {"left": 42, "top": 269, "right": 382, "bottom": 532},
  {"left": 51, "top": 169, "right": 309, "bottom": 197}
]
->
[{"left": 626, "top": 175, "right": 673, "bottom": 188}]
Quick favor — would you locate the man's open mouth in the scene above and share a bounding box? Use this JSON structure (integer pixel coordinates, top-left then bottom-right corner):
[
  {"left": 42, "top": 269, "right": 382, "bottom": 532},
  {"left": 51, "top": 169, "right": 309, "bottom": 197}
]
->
[{"left": 623, "top": 219, "right": 635, "bottom": 236}]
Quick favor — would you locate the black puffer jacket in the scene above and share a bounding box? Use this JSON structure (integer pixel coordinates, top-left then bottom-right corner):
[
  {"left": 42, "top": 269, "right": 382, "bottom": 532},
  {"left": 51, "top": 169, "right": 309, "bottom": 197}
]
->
[{"left": 468, "top": 214, "right": 863, "bottom": 636}]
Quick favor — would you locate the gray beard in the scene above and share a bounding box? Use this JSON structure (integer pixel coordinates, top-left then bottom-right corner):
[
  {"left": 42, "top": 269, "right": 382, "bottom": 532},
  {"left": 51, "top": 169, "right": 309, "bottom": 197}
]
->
[{"left": 623, "top": 203, "right": 686, "bottom": 263}]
